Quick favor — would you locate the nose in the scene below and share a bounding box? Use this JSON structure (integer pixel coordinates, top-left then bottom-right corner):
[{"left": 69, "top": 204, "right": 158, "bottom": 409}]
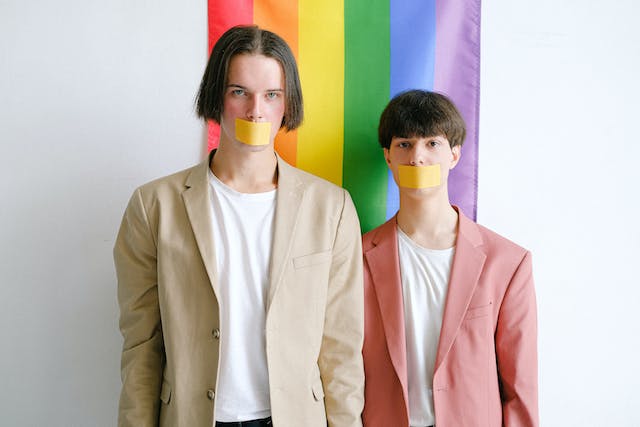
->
[
  {"left": 246, "top": 94, "right": 263, "bottom": 121},
  {"left": 409, "top": 145, "right": 425, "bottom": 166}
]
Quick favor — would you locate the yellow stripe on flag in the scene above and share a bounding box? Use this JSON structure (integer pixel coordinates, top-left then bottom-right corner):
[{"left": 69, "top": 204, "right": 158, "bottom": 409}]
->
[{"left": 297, "top": 0, "right": 344, "bottom": 185}]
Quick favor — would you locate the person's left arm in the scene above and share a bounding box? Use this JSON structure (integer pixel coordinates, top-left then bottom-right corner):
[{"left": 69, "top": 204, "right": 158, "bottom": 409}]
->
[
  {"left": 495, "top": 250, "right": 539, "bottom": 427},
  {"left": 318, "top": 189, "right": 365, "bottom": 427}
]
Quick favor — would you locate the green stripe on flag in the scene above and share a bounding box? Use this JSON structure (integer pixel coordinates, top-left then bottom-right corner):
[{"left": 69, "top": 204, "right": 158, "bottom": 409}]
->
[{"left": 343, "top": 0, "right": 390, "bottom": 233}]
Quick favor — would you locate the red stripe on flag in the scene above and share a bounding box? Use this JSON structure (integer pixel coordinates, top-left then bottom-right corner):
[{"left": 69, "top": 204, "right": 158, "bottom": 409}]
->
[
  {"left": 208, "top": 0, "right": 254, "bottom": 52},
  {"left": 207, "top": 0, "right": 254, "bottom": 150}
]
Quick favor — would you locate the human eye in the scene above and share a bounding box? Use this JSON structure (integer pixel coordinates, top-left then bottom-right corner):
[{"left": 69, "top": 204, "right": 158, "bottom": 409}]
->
[
  {"left": 266, "top": 91, "right": 280, "bottom": 100},
  {"left": 397, "top": 141, "right": 411, "bottom": 149},
  {"left": 428, "top": 139, "right": 440, "bottom": 148},
  {"left": 230, "top": 88, "right": 245, "bottom": 96}
]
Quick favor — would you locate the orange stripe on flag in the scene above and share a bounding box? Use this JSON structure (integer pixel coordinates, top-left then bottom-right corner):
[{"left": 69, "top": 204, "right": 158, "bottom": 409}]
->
[
  {"left": 254, "top": 0, "right": 298, "bottom": 56},
  {"left": 254, "top": 0, "right": 299, "bottom": 165}
]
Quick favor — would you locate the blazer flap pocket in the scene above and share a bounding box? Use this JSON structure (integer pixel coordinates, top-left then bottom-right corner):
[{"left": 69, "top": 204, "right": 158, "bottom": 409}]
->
[
  {"left": 160, "top": 379, "right": 172, "bottom": 404},
  {"left": 465, "top": 301, "right": 492, "bottom": 320},
  {"left": 311, "top": 377, "right": 325, "bottom": 401},
  {"left": 293, "top": 251, "right": 331, "bottom": 269}
]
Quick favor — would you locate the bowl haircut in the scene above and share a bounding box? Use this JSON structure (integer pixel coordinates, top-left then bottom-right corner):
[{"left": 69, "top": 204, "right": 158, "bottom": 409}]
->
[{"left": 378, "top": 90, "right": 466, "bottom": 149}]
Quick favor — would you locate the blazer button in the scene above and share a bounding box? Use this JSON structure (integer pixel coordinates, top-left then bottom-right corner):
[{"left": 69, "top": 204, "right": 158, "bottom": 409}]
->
[
  {"left": 207, "top": 390, "right": 215, "bottom": 400},
  {"left": 212, "top": 328, "right": 220, "bottom": 339}
]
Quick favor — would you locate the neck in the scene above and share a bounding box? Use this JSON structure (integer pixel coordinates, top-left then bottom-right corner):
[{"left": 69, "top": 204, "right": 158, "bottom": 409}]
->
[
  {"left": 396, "top": 189, "right": 458, "bottom": 249},
  {"left": 210, "top": 139, "right": 278, "bottom": 193}
]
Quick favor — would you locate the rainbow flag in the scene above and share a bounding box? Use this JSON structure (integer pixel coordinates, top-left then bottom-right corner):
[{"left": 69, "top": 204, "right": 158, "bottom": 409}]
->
[{"left": 207, "top": 0, "right": 480, "bottom": 232}]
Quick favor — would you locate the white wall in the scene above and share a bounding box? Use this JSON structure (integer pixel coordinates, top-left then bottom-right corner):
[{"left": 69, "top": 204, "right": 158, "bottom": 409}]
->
[
  {"left": 479, "top": 0, "right": 640, "bottom": 425},
  {"left": 0, "top": 1, "right": 206, "bottom": 425},
  {"left": 1, "top": 0, "right": 639, "bottom": 425}
]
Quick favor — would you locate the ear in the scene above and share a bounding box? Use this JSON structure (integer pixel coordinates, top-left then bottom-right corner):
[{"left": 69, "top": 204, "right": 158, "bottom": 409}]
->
[
  {"left": 383, "top": 148, "right": 391, "bottom": 167},
  {"left": 450, "top": 145, "right": 461, "bottom": 169}
]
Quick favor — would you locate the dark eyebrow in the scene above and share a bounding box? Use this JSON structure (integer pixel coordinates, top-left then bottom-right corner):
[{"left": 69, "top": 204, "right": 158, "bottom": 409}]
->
[
  {"left": 226, "top": 84, "right": 247, "bottom": 90},
  {"left": 225, "top": 85, "right": 284, "bottom": 93}
]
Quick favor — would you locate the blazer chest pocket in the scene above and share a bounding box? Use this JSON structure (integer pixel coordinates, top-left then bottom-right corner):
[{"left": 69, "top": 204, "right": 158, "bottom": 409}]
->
[
  {"left": 289, "top": 252, "right": 332, "bottom": 339},
  {"left": 293, "top": 251, "right": 331, "bottom": 269},
  {"left": 465, "top": 301, "right": 492, "bottom": 320}
]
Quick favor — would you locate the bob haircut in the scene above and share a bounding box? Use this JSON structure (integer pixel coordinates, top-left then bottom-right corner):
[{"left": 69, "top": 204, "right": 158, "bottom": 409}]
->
[
  {"left": 196, "top": 25, "right": 303, "bottom": 131},
  {"left": 378, "top": 90, "right": 466, "bottom": 149}
]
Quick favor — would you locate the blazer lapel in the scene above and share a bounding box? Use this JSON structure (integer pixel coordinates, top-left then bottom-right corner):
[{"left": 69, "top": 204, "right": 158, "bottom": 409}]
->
[
  {"left": 267, "top": 155, "right": 304, "bottom": 309},
  {"left": 365, "top": 218, "right": 409, "bottom": 397},
  {"left": 434, "top": 210, "right": 486, "bottom": 371},
  {"left": 182, "top": 153, "right": 220, "bottom": 298}
]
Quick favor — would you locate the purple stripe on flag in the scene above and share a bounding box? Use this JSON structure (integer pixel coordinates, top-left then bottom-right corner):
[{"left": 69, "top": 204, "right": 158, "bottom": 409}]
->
[
  {"left": 387, "top": 0, "right": 437, "bottom": 219},
  {"left": 434, "top": 0, "right": 481, "bottom": 220}
]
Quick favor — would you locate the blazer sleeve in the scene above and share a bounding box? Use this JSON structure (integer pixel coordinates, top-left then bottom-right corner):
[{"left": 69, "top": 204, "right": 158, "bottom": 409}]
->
[
  {"left": 114, "top": 188, "right": 163, "bottom": 427},
  {"left": 318, "top": 190, "right": 365, "bottom": 427},
  {"left": 495, "top": 251, "right": 539, "bottom": 427}
]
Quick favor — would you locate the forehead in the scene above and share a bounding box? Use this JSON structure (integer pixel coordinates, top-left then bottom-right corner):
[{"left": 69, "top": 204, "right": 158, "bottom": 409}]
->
[{"left": 227, "top": 53, "right": 284, "bottom": 87}]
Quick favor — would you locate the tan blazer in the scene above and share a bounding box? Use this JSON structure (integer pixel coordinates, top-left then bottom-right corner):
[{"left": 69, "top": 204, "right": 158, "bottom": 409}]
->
[
  {"left": 362, "top": 210, "right": 538, "bottom": 427},
  {"left": 115, "top": 153, "right": 364, "bottom": 427}
]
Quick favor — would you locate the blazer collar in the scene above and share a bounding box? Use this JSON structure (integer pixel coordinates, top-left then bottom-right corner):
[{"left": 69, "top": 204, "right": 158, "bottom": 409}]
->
[
  {"left": 182, "top": 151, "right": 219, "bottom": 297},
  {"left": 434, "top": 207, "right": 487, "bottom": 371},
  {"left": 181, "top": 151, "right": 305, "bottom": 306},
  {"left": 364, "top": 216, "right": 409, "bottom": 404},
  {"left": 267, "top": 155, "right": 305, "bottom": 308},
  {"left": 365, "top": 208, "right": 489, "bottom": 382}
]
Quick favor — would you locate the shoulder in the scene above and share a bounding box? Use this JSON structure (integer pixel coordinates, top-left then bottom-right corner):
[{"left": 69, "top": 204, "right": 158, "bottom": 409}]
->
[
  {"left": 281, "top": 160, "right": 344, "bottom": 191},
  {"left": 461, "top": 214, "right": 531, "bottom": 269},
  {"left": 279, "top": 158, "right": 350, "bottom": 203},
  {"left": 478, "top": 223, "right": 528, "bottom": 256},
  {"left": 362, "top": 218, "right": 396, "bottom": 251},
  {"left": 133, "top": 162, "right": 203, "bottom": 202}
]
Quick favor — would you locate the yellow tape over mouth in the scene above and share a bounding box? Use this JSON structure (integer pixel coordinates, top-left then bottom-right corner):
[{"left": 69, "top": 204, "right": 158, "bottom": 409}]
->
[
  {"left": 235, "top": 119, "right": 272, "bottom": 146},
  {"left": 398, "top": 164, "right": 441, "bottom": 189}
]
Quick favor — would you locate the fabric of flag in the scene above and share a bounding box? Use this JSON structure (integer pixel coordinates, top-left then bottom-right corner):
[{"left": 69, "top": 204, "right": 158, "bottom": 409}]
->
[{"left": 207, "top": 0, "right": 480, "bottom": 232}]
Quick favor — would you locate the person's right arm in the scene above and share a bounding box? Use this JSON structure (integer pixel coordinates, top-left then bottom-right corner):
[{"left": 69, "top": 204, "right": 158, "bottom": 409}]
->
[
  {"left": 114, "top": 188, "right": 163, "bottom": 427},
  {"left": 495, "top": 250, "right": 538, "bottom": 426}
]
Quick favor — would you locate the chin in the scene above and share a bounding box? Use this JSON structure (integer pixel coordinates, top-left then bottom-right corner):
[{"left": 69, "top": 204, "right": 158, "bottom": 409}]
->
[
  {"left": 402, "top": 186, "right": 440, "bottom": 199},
  {"left": 227, "top": 136, "right": 270, "bottom": 150},
  {"left": 244, "top": 143, "right": 271, "bottom": 152}
]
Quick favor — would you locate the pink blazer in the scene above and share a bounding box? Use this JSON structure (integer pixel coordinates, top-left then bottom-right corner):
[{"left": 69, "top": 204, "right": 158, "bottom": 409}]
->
[{"left": 362, "top": 210, "right": 538, "bottom": 427}]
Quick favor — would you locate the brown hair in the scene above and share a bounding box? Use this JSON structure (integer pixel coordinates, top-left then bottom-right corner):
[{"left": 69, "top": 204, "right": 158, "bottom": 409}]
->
[
  {"left": 378, "top": 90, "right": 466, "bottom": 149},
  {"left": 196, "top": 25, "right": 303, "bottom": 130}
]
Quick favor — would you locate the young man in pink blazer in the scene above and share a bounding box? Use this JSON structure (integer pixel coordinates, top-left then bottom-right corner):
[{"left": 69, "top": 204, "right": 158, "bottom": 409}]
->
[{"left": 362, "top": 90, "right": 538, "bottom": 427}]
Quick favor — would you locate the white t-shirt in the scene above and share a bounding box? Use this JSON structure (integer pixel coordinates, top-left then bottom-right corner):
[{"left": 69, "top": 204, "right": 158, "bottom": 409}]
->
[
  {"left": 208, "top": 170, "right": 276, "bottom": 422},
  {"left": 397, "top": 227, "right": 454, "bottom": 427}
]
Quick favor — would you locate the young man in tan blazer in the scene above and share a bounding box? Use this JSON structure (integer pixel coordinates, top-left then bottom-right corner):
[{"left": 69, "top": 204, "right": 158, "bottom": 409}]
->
[
  {"left": 114, "top": 26, "right": 364, "bottom": 427},
  {"left": 362, "top": 90, "right": 538, "bottom": 426}
]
